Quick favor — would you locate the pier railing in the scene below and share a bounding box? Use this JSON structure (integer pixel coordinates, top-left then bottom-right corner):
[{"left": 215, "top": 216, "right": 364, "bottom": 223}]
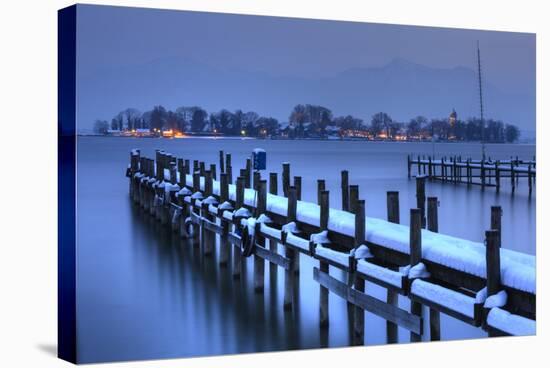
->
[
  {"left": 407, "top": 155, "right": 536, "bottom": 196},
  {"left": 127, "top": 149, "right": 536, "bottom": 343}
]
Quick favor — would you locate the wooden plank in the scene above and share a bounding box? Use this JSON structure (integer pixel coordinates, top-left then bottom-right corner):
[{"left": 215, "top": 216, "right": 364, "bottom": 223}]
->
[
  {"left": 313, "top": 268, "right": 423, "bottom": 335},
  {"left": 254, "top": 245, "right": 290, "bottom": 270}
]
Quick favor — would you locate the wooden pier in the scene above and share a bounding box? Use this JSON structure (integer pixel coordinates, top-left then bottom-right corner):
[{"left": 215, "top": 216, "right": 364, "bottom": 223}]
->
[
  {"left": 407, "top": 155, "right": 536, "bottom": 196},
  {"left": 127, "top": 149, "right": 536, "bottom": 344}
]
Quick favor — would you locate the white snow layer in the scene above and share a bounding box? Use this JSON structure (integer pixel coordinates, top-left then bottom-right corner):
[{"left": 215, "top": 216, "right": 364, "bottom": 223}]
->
[
  {"left": 486, "top": 308, "right": 535, "bottom": 336},
  {"left": 315, "top": 245, "right": 350, "bottom": 267},
  {"left": 484, "top": 290, "right": 508, "bottom": 309},
  {"left": 174, "top": 173, "right": 535, "bottom": 294},
  {"left": 411, "top": 279, "right": 476, "bottom": 318},
  {"left": 356, "top": 260, "right": 403, "bottom": 287},
  {"left": 408, "top": 262, "right": 431, "bottom": 279},
  {"left": 285, "top": 232, "right": 310, "bottom": 251},
  {"left": 310, "top": 230, "right": 330, "bottom": 245},
  {"left": 352, "top": 244, "right": 374, "bottom": 259},
  {"left": 260, "top": 223, "right": 282, "bottom": 240}
]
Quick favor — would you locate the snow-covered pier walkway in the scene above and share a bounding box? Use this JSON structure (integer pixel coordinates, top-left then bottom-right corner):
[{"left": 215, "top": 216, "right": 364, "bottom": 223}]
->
[
  {"left": 127, "top": 149, "right": 536, "bottom": 344},
  {"left": 408, "top": 154, "right": 535, "bottom": 196}
]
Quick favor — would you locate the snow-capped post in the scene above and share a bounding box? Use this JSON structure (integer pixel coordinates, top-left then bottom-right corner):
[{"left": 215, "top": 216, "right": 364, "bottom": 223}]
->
[
  {"left": 341, "top": 170, "right": 350, "bottom": 211},
  {"left": 282, "top": 162, "right": 290, "bottom": 197},
  {"left": 485, "top": 229, "right": 501, "bottom": 300},
  {"left": 426, "top": 196, "right": 441, "bottom": 341},
  {"left": 177, "top": 158, "right": 184, "bottom": 187},
  {"left": 202, "top": 170, "right": 214, "bottom": 257},
  {"left": 353, "top": 199, "right": 366, "bottom": 345},
  {"left": 427, "top": 197, "right": 438, "bottom": 233},
  {"left": 219, "top": 173, "right": 230, "bottom": 267},
  {"left": 410, "top": 208, "right": 423, "bottom": 342},
  {"left": 254, "top": 180, "right": 267, "bottom": 293},
  {"left": 219, "top": 150, "right": 224, "bottom": 174},
  {"left": 294, "top": 176, "right": 302, "bottom": 201},
  {"left": 415, "top": 176, "right": 427, "bottom": 228},
  {"left": 407, "top": 154, "right": 411, "bottom": 178},
  {"left": 317, "top": 179, "right": 325, "bottom": 204},
  {"left": 349, "top": 185, "right": 359, "bottom": 214},
  {"left": 245, "top": 158, "right": 252, "bottom": 188},
  {"left": 210, "top": 163, "right": 216, "bottom": 180},
  {"left": 232, "top": 176, "right": 245, "bottom": 280},
  {"left": 385, "top": 191, "right": 400, "bottom": 343},
  {"left": 490, "top": 206, "right": 502, "bottom": 248},
  {"left": 319, "top": 189, "right": 330, "bottom": 329},
  {"left": 284, "top": 186, "right": 298, "bottom": 310}
]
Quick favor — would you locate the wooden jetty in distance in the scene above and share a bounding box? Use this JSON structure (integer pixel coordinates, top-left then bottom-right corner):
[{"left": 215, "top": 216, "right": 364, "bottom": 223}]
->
[
  {"left": 127, "top": 149, "right": 536, "bottom": 344},
  {"left": 408, "top": 155, "right": 536, "bottom": 196}
]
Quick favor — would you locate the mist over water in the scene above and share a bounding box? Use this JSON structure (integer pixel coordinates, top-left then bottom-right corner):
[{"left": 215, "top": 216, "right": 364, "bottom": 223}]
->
[{"left": 76, "top": 137, "right": 535, "bottom": 363}]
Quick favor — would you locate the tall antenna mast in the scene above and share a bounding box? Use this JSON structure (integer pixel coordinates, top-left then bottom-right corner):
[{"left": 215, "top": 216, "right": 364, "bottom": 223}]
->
[{"left": 477, "top": 41, "right": 486, "bottom": 160}]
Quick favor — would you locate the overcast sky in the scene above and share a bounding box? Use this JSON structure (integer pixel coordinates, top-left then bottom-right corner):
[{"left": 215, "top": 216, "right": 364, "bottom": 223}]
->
[{"left": 76, "top": 4, "right": 535, "bottom": 130}]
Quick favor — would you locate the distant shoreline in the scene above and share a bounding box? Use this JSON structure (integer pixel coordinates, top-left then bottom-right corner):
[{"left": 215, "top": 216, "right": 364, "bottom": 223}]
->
[{"left": 77, "top": 134, "right": 535, "bottom": 145}]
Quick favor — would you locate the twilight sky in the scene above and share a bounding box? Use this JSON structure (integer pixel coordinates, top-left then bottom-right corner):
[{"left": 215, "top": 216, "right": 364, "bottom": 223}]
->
[{"left": 75, "top": 4, "right": 535, "bottom": 131}]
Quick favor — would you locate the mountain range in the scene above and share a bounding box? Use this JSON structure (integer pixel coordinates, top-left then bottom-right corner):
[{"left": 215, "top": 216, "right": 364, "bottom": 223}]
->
[{"left": 77, "top": 56, "right": 535, "bottom": 132}]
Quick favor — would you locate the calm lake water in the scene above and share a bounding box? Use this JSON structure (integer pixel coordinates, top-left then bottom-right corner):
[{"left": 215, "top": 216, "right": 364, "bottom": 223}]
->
[{"left": 76, "top": 137, "right": 535, "bottom": 363}]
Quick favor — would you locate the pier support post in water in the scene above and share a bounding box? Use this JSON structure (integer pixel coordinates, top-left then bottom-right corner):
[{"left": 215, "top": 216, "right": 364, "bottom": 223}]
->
[
  {"left": 219, "top": 150, "right": 224, "bottom": 174},
  {"left": 415, "top": 176, "right": 427, "bottom": 228},
  {"left": 319, "top": 188, "right": 330, "bottom": 329},
  {"left": 407, "top": 155, "right": 411, "bottom": 179},
  {"left": 385, "top": 191, "right": 400, "bottom": 343},
  {"left": 282, "top": 162, "right": 290, "bottom": 197},
  {"left": 202, "top": 170, "right": 214, "bottom": 256},
  {"left": 341, "top": 170, "right": 350, "bottom": 212},
  {"left": 232, "top": 176, "right": 245, "bottom": 279},
  {"left": 486, "top": 229, "right": 502, "bottom": 338},
  {"left": 226, "top": 154, "right": 232, "bottom": 184},
  {"left": 284, "top": 186, "right": 298, "bottom": 310},
  {"left": 427, "top": 197, "right": 440, "bottom": 341},
  {"left": 269, "top": 173, "right": 279, "bottom": 275},
  {"left": 219, "top": 173, "right": 230, "bottom": 267},
  {"left": 410, "top": 208, "right": 423, "bottom": 342},
  {"left": 254, "top": 180, "right": 267, "bottom": 293},
  {"left": 353, "top": 200, "right": 366, "bottom": 345}
]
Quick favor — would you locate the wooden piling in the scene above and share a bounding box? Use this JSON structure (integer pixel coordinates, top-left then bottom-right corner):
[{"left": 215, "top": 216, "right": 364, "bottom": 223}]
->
[
  {"left": 511, "top": 162, "right": 516, "bottom": 194},
  {"left": 349, "top": 185, "right": 359, "bottom": 214},
  {"left": 317, "top": 179, "right": 326, "bottom": 204},
  {"left": 210, "top": 163, "right": 216, "bottom": 180},
  {"left": 284, "top": 186, "right": 297, "bottom": 310},
  {"left": 427, "top": 197, "right": 440, "bottom": 341},
  {"left": 294, "top": 176, "right": 302, "bottom": 201},
  {"left": 385, "top": 191, "right": 399, "bottom": 343},
  {"left": 407, "top": 155, "right": 411, "bottom": 179},
  {"left": 219, "top": 150, "right": 225, "bottom": 174},
  {"left": 245, "top": 158, "right": 252, "bottom": 188},
  {"left": 341, "top": 170, "right": 350, "bottom": 211},
  {"left": 202, "top": 170, "right": 214, "bottom": 256},
  {"left": 416, "top": 176, "right": 426, "bottom": 228},
  {"left": 486, "top": 230, "right": 501, "bottom": 299},
  {"left": 282, "top": 163, "right": 290, "bottom": 197},
  {"left": 219, "top": 173, "right": 230, "bottom": 267},
  {"left": 254, "top": 180, "right": 267, "bottom": 293},
  {"left": 353, "top": 200, "right": 366, "bottom": 345},
  {"left": 410, "top": 208, "right": 423, "bottom": 342},
  {"left": 233, "top": 176, "right": 245, "bottom": 279},
  {"left": 269, "top": 173, "right": 278, "bottom": 274},
  {"left": 319, "top": 189, "right": 330, "bottom": 329}
]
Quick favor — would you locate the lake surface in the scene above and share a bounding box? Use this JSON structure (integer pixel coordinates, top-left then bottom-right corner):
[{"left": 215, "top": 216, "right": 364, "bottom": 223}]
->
[{"left": 76, "top": 137, "right": 535, "bottom": 363}]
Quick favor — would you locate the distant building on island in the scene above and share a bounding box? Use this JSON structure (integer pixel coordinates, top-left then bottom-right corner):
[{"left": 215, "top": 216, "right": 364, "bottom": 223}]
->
[{"left": 449, "top": 108, "right": 457, "bottom": 128}]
